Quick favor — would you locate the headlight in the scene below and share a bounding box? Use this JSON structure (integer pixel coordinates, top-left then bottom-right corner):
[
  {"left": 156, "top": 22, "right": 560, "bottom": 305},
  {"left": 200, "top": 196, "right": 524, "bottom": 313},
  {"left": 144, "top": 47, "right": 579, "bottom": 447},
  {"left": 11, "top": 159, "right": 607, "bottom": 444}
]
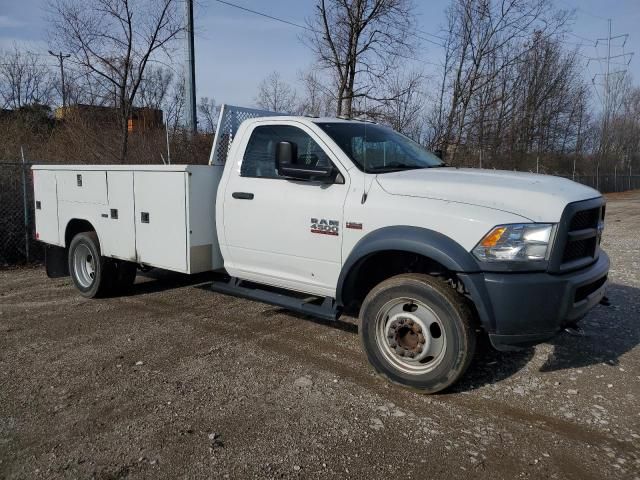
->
[{"left": 473, "top": 224, "right": 555, "bottom": 263}]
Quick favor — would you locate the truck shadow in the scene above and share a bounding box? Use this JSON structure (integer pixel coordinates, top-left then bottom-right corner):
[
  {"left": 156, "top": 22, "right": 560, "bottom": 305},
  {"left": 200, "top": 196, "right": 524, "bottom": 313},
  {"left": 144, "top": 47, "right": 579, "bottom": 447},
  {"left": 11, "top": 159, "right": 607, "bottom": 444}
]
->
[
  {"left": 539, "top": 282, "right": 639, "bottom": 372},
  {"left": 266, "top": 282, "right": 639, "bottom": 394},
  {"left": 127, "top": 272, "right": 638, "bottom": 393},
  {"left": 452, "top": 282, "right": 639, "bottom": 392},
  {"left": 451, "top": 337, "right": 534, "bottom": 393},
  {"left": 260, "top": 307, "right": 359, "bottom": 334},
  {"left": 122, "top": 269, "right": 218, "bottom": 296}
]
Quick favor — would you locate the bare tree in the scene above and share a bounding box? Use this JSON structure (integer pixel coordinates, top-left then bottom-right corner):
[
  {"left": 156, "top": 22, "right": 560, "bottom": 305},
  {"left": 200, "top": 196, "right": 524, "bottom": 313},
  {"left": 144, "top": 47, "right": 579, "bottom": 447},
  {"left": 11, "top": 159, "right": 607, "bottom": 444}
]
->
[
  {"left": 164, "top": 75, "right": 185, "bottom": 132},
  {"left": 49, "top": 0, "right": 184, "bottom": 162},
  {"left": 137, "top": 65, "right": 173, "bottom": 109},
  {"left": 296, "top": 69, "right": 334, "bottom": 116},
  {"left": 59, "top": 67, "right": 108, "bottom": 106},
  {"left": 0, "top": 45, "right": 55, "bottom": 109},
  {"left": 374, "top": 70, "right": 425, "bottom": 140},
  {"left": 255, "top": 71, "right": 297, "bottom": 113},
  {"left": 305, "top": 0, "right": 415, "bottom": 117},
  {"left": 436, "top": 0, "right": 571, "bottom": 161},
  {"left": 197, "top": 96, "right": 217, "bottom": 133}
]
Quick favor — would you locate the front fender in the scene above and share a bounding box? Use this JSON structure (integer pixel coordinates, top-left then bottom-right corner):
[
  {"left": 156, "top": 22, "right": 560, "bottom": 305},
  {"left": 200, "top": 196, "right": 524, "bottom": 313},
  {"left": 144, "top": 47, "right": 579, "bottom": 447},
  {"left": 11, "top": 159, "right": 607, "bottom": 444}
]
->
[{"left": 336, "top": 226, "right": 480, "bottom": 306}]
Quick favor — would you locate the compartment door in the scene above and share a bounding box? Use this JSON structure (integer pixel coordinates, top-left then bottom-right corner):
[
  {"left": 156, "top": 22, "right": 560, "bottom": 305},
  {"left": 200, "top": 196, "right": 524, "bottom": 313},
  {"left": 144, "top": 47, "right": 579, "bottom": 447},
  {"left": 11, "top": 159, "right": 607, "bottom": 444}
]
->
[
  {"left": 58, "top": 170, "right": 107, "bottom": 204},
  {"left": 33, "top": 170, "right": 60, "bottom": 245},
  {"left": 100, "top": 171, "right": 136, "bottom": 261},
  {"left": 134, "top": 171, "right": 188, "bottom": 272}
]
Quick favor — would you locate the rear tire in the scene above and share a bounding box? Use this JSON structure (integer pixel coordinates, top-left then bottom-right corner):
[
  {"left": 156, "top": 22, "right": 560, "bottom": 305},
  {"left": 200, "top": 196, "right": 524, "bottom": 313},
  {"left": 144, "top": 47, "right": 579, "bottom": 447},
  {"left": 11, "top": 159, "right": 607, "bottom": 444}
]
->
[
  {"left": 68, "top": 231, "right": 113, "bottom": 298},
  {"left": 359, "top": 273, "right": 476, "bottom": 394}
]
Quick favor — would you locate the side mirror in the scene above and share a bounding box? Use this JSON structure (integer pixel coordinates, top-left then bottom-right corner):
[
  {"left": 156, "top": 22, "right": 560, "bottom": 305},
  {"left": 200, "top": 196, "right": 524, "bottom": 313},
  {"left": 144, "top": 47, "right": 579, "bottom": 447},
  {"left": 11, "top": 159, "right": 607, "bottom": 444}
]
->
[
  {"left": 276, "top": 141, "right": 296, "bottom": 166},
  {"left": 276, "top": 141, "right": 335, "bottom": 182}
]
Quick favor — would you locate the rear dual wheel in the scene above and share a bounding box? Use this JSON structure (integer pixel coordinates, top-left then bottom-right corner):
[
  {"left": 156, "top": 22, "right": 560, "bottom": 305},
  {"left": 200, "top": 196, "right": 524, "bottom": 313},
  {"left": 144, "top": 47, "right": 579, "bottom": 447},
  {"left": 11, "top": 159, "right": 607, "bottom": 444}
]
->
[
  {"left": 359, "top": 273, "right": 476, "bottom": 394},
  {"left": 68, "top": 231, "right": 137, "bottom": 298}
]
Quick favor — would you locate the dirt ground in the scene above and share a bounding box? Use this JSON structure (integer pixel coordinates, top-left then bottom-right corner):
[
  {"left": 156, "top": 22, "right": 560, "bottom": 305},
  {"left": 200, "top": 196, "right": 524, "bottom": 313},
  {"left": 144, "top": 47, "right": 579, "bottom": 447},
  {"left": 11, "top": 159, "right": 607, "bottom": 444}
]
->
[{"left": 1, "top": 191, "right": 639, "bottom": 480}]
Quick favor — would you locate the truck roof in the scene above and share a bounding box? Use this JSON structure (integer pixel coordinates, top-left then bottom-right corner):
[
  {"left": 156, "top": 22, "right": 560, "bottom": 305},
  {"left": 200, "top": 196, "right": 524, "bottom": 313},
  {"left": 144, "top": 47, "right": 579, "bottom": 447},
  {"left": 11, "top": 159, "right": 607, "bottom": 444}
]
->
[{"left": 209, "top": 104, "right": 379, "bottom": 165}]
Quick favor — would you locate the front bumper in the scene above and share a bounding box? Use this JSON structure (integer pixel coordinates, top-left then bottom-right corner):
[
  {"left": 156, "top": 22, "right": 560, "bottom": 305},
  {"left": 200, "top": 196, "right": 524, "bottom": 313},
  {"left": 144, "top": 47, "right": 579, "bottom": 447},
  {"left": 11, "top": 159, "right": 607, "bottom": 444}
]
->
[{"left": 460, "top": 251, "right": 609, "bottom": 351}]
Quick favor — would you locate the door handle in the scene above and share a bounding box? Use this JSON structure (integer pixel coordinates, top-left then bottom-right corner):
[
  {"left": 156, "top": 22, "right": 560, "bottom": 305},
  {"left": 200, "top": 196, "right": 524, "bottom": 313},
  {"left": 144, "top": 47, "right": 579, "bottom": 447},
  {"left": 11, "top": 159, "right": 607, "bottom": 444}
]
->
[{"left": 232, "top": 192, "right": 254, "bottom": 200}]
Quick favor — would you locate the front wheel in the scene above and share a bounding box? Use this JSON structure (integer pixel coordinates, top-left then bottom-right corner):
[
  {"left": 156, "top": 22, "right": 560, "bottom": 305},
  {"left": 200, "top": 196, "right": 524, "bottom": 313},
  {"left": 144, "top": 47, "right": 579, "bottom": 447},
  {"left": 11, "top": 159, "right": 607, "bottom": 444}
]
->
[{"left": 359, "top": 273, "right": 476, "bottom": 394}]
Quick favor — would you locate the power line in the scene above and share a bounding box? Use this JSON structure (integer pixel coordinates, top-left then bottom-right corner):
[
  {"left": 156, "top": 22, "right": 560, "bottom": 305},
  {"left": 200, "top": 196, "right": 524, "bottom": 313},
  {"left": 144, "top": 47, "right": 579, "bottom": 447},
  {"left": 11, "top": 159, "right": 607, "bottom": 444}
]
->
[
  {"left": 567, "top": 32, "right": 596, "bottom": 44},
  {"left": 576, "top": 6, "right": 608, "bottom": 21},
  {"left": 213, "top": 0, "right": 315, "bottom": 33},
  {"left": 213, "top": 0, "right": 447, "bottom": 50},
  {"left": 556, "top": 0, "right": 608, "bottom": 21},
  {"left": 416, "top": 29, "right": 447, "bottom": 43},
  {"left": 414, "top": 33, "right": 446, "bottom": 48}
]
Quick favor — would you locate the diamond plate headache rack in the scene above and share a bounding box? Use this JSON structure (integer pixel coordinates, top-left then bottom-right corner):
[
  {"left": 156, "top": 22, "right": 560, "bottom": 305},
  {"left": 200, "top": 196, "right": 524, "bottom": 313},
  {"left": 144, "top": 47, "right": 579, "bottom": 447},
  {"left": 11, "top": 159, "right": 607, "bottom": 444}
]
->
[{"left": 208, "top": 104, "right": 286, "bottom": 165}]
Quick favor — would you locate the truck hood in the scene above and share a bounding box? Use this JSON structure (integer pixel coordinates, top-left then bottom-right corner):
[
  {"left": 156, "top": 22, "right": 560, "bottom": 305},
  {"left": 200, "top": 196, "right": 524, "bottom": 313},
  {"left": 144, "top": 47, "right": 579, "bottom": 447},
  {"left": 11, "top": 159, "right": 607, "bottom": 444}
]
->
[{"left": 375, "top": 168, "right": 601, "bottom": 222}]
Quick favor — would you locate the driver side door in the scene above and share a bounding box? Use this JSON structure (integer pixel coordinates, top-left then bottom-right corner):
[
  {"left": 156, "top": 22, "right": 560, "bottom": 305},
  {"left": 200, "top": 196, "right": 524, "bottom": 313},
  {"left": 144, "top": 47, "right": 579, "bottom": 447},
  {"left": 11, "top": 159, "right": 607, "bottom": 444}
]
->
[{"left": 222, "top": 122, "right": 349, "bottom": 297}]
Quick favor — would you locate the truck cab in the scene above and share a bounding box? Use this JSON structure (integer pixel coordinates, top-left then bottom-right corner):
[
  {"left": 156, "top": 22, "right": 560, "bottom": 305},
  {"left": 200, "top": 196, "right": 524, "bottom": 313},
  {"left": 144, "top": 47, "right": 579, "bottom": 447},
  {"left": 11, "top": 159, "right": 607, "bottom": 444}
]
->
[{"left": 32, "top": 105, "right": 609, "bottom": 393}]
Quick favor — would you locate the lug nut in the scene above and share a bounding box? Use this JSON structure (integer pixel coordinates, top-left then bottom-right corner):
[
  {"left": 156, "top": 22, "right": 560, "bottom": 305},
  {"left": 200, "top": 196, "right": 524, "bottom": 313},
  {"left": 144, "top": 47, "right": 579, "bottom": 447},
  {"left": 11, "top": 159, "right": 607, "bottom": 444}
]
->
[
  {"left": 407, "top": 351, "right": 416, "bottom": 358},
  {"left": 396, "top": 347, "right": 405, "bottom": 357},
  {"left": 418, "top": 334, "right": 425, "bottom": 344},
  {"left": 389, "top": 341, "right": 397, "bottom": 348},
  {"left": 415, "top": 325, "right": 422, "bottom": 334}
]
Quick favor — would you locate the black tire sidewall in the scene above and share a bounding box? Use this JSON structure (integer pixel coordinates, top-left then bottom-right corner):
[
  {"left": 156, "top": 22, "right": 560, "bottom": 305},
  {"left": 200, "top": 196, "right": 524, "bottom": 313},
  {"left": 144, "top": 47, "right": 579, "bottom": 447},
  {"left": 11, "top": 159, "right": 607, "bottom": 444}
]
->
[
  {"left": 68, "top": 232, "right": 103, "bottom": 298},
  {"left": 360, "top": 277, "right": 472, "bottom": 393}
]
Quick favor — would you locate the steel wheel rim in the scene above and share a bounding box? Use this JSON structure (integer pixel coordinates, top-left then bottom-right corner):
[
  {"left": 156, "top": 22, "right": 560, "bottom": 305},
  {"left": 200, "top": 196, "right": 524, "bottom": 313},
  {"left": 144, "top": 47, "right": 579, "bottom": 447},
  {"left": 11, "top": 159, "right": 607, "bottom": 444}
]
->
[
  {"left": 375, "top": 297, "right": 447, "bottom": 375},
  {"left": 73, "top": 244, "right": 96, "bottom": 289}
]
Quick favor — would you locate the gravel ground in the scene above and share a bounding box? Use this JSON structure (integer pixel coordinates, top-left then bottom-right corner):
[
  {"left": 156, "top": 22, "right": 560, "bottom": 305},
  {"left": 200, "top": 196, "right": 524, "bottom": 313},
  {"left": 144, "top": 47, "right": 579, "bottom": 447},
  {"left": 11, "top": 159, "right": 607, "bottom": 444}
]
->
[{"left": 1, "top": 191, "right": 639, "bottom": 480}]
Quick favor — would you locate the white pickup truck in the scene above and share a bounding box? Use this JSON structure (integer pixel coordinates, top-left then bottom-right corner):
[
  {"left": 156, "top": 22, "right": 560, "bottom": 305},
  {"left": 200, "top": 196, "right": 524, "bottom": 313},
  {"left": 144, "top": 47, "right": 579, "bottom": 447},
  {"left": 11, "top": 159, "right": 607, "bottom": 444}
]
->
[{"left": 32, "top": 105, "right": 609, "bottom": 393}]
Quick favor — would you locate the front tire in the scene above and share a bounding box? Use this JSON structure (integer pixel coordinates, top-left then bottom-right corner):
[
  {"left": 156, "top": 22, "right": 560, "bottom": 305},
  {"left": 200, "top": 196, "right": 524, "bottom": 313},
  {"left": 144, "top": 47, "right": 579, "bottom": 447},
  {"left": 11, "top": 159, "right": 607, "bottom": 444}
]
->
[
  {"left": 68, "top": 231, "right": 113, "bottom": 298},
  {"left": 359, "top": 273, "right": 476, "bottom": 394}
]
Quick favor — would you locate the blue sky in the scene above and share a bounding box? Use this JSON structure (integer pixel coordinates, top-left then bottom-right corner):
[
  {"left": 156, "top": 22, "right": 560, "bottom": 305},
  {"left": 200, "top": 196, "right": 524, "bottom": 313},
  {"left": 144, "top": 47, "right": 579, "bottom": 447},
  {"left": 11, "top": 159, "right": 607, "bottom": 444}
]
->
[{"left": 0, "top": 0, "right": 638, "bottom": 107}]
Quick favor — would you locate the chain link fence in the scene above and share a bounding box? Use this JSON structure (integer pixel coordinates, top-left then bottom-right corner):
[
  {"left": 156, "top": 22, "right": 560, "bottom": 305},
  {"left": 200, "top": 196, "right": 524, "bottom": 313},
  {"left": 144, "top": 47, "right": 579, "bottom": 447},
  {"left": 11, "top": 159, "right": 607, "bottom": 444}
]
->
[
  {"left": 569, "top": 174, "right": 640, "bottom": 193},
  {"left": 1, "top": 161, "right": 639, "bottom": 266},
  {"left": 0, "top": 161, "right": 43, "bottom": 266}
]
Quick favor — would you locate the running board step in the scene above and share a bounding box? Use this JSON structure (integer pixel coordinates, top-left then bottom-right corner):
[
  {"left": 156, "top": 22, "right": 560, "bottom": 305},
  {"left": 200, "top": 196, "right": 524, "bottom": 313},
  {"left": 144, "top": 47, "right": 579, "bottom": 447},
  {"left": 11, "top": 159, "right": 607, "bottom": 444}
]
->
[{"left": 210, "top": 277, "right": 340, "bottom": 321}]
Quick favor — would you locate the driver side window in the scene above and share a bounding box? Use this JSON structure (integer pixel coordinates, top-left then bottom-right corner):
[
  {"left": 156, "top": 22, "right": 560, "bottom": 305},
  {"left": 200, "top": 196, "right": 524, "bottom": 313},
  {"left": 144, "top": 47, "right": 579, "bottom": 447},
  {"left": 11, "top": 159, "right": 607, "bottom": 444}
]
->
[{"left": 241, "top": 125, "right": 332, "bottom": 178}]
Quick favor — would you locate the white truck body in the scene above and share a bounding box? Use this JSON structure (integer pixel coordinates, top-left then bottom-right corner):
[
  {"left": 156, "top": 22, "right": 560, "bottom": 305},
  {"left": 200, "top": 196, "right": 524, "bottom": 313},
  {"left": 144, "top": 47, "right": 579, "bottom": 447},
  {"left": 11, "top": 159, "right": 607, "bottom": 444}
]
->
[
  {"left": 32, "top": 105, "right": 610, "bottom": 393},
  {"left": 33, "top": 164, "right": 223, "bottom": 274}
]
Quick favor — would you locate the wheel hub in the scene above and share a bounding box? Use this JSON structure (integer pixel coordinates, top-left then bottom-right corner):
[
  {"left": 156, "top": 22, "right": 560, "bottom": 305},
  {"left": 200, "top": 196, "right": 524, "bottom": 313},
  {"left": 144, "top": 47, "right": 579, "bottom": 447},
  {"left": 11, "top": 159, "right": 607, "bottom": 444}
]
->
[
  {"left": 73, "top": 244, "right": 96, "bottom": 289},
  {"left": 376, "top": 298, "right": 447, "bottom": 374},
  {"left": 387, "top": 317, "right": 426, "bottom": 358}
]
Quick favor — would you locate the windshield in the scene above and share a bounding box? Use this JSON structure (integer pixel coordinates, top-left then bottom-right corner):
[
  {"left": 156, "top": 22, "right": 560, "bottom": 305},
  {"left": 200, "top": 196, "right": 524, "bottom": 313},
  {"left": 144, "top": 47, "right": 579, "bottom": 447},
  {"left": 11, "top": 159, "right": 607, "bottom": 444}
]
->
[{"left": 316, "top": 122, "right": 444, "bottom": 172}]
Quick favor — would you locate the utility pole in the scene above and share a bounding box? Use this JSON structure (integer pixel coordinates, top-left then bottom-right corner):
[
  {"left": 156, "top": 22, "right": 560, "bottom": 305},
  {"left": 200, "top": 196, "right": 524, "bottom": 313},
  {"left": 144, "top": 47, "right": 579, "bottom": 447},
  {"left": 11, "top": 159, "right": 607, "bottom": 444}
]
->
[
  {"left": 48, "top": 50, "right": 71, "bottom": 108},
  {"left": 574, "top": 100, "right": 584, "bottom": 181},
  {"left": 588, "top": 20, "right": 633, "bottom": 187},
  {"left": 605, "top": 19, "right": 611, "bottom": 126},
  {"left": 184, "top": 0, "right": 197, "bottom": 134}
]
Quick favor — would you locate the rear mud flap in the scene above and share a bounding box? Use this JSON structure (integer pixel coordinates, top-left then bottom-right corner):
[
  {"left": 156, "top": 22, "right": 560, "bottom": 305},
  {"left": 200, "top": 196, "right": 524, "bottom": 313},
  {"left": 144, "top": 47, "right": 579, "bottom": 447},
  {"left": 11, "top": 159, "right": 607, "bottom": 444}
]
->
[{"left": 45, "top": 244, "right": 69, "bottom": 278}]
